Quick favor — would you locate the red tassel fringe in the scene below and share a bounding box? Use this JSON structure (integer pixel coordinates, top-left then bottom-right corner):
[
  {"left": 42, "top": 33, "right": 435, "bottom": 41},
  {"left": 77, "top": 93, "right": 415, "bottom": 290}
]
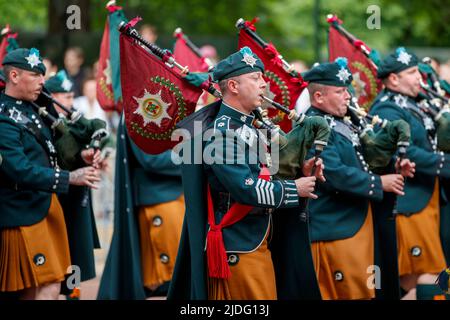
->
[{"left": 206, "top": 228, "right": 231, "bottom": 279}]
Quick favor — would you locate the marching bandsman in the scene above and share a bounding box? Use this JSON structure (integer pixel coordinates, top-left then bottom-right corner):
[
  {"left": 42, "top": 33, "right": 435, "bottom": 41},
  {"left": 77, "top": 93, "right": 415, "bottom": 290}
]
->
[
  {"left": 0, "top": 48, "right": 100, "bottom": 299},
  {"left": 45, "top": 70, "right": 103, "bottom": 300},
  {"left": 370, "top": 47, "right": 450, "bottom": 300},
  {"left": 303, "top": 58, "right": 408, "bottom": 300},
  {"left": 168, "top": 47, "right": 321, "bottom": 300}
]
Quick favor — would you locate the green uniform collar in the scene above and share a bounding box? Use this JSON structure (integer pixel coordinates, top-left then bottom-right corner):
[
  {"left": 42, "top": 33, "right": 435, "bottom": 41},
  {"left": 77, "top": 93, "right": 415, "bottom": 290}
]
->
[
  {"left": 217, "top": 102, "right": 255, "bottom": 127},
  {"left": 0, "top": 92, "right": 29, "bottom": 107},
  {"left": 308, "top": 105, "right": 344, "bottom": 121}
]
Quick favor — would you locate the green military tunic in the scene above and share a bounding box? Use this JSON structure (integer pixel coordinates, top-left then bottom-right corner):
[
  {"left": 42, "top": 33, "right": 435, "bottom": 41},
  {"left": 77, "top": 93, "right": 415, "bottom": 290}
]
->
[
  {"left": 98, "top": 114, "right": 182, "bottom": 300},
  {"left": 370, "top": 89, "right": 450, "bottom": 264},
  {"left": 306, "top": 107, "right": 384, "bottom": 241},
  {"left": 168, "top": 102, "right": 301, "bottom": 300},
  {"left": 370, "top": 89, "right": 450, "bottom": 214},
  {"left": 0, "top": 92, "right": 70, "bottom": 228},
  {"left": 304, "top": 106, "right": 402, "bottom": 299}
]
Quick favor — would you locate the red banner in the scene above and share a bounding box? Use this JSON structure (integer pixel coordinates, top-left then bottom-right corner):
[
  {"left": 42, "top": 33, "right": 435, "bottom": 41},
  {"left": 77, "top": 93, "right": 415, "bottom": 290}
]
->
[
  {"left": 328, "top": 26, "right": 381, "bottom": 110},
  {"left": 96, "top": 17, "right": 118, "bottom": 112},
  {"left": 0, "top": 36, "right": 7, "bottom": 65},
  {"left": 173, "top": 34, "right": 209, "bottom": 73},
  {"left": 120, "top": 34, "right": 203, "bottom": 154},
  {"left": 238, "top": 24, "right": 306, "bottom": 132}
]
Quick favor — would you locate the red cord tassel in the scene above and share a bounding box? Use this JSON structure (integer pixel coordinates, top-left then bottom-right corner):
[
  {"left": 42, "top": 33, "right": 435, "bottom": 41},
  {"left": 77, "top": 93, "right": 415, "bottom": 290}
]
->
[{"left": 206, "top": 226, "right": 231, "bottom": 279}]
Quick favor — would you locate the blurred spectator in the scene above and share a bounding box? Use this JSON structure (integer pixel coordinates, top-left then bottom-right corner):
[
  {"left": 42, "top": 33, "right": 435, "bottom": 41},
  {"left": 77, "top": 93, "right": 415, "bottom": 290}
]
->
[
  {"left": 92, "top": 60, "right": 99, "bottom": 79},
  {"left": 63, "top": 46, "right": 90, "bottom": 97},
  {"left": 428, "top": 56, "right": 441, "bottom": 74},
  {"left": 42, "top": 57, "right": 58, "bottom": 80},
  {"left": 139, "top": 24, "right": 158, "bottom": 43},
  {"left": 291, "top": 60, "right": 311, "bottom": 114},
  {"left": 439, "top": 60, "right": 450, "bottom": 83},
  {"left": 290, "top": 59, "right": 309, "bottom": 73},
  {"left": 200, "top": 44, "right": 219, "bottom": 65},
  {"left": 73, "top": 77, "right": 108, "bottom": 124}
]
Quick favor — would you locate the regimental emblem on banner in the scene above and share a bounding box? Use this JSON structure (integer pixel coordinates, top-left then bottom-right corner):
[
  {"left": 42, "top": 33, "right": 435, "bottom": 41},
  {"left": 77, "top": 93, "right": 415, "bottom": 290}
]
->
[
  {"left": 133, "top": 89, "right": 172, "bottom": 127},
  {"left": 129, "top": 76, "right": 189, "bottom": 142},
  {"left": 352, "top": 72, "right": 367, "bottom": 97},
  {"left": 103, "top": 59, "right": 112, "bottom": 85},
  {"left": 350, "top": 61, "right": 379, "bottom": 111},
  {"left": 98, "top": 58, "right": 114, "bottom": 101},
  {"left": 264, "top": 71, "right": 291, "bottom": 124}
]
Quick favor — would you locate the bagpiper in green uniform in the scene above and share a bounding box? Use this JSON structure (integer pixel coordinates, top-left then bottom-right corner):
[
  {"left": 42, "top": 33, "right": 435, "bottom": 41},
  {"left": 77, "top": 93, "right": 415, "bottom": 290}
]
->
[
  {"left": 45, "top": 70, "right": 101, "bottom": 299},
  {"left": 303, "top": 58, "right": 407, "bottom": 300},
  {"left": 370, "top": 47, "right": 450, "bottom": 300},
  {"left": 0, "top": 48, "right": 99, "bottom": 300},
  {"left": 168, "top": 47, "right": 318, "bottom": 300}
]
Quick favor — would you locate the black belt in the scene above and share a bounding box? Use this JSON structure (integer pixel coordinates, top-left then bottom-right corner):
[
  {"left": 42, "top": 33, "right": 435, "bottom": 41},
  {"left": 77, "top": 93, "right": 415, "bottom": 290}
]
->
[
  {"left": 0, "top": 180, "right": 18, "bottom": 190},
  {"left": 213, "top": 191, "right": 273, "bottom": 216}
]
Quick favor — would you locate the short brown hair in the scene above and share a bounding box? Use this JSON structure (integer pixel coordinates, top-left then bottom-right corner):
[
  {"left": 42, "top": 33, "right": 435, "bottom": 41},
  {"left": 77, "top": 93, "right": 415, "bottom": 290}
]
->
[
  {"left": 2, "top": 65, "right": 21, "bottom": 83},
  {"left": 218, "top": 76, "right": 240, "bottom": 95}
]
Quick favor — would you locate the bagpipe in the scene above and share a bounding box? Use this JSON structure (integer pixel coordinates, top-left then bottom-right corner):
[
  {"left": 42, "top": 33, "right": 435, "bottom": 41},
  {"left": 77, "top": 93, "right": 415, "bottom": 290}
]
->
[
  {"left": 417, "top": 63, "right": 450, "bottom": 153},
  {"left": 327, "top": 14, "right": 415, "bottom": 171},
  {"left": 257, "top": 95, "right": 330, "bottom": 180},
  {"left": 118, "top": 20, "right": 331, "bottom": 171},
  {"left": 31, "top": 88, "right": 109, "bottom": 171},
  {"left": 234, "top": 17, "right": 330, "bottom": 178},
  {"left": 235, "top": 18, "right": 309, "bottom": 132},
  {"left": 0, "top": 47, "right": 109, "bottom": 170},
  {"left": 345, "top": 94, "right": 411, "bottom": 174}
]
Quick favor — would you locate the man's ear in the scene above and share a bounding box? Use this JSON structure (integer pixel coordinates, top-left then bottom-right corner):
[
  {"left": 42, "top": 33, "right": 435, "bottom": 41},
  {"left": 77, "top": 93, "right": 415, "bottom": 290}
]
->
[
  {"left": 227, "top": 79, "right": 239, "bottom": 95},
  {"left": 9, "top": 69, "right": 20, "bottom": 85},
  {"left": 314, "top": 90, "right": 324, "bottom": 105},
  {"left": 388, "top": 73, "right": 399, "bottom": 87}
]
